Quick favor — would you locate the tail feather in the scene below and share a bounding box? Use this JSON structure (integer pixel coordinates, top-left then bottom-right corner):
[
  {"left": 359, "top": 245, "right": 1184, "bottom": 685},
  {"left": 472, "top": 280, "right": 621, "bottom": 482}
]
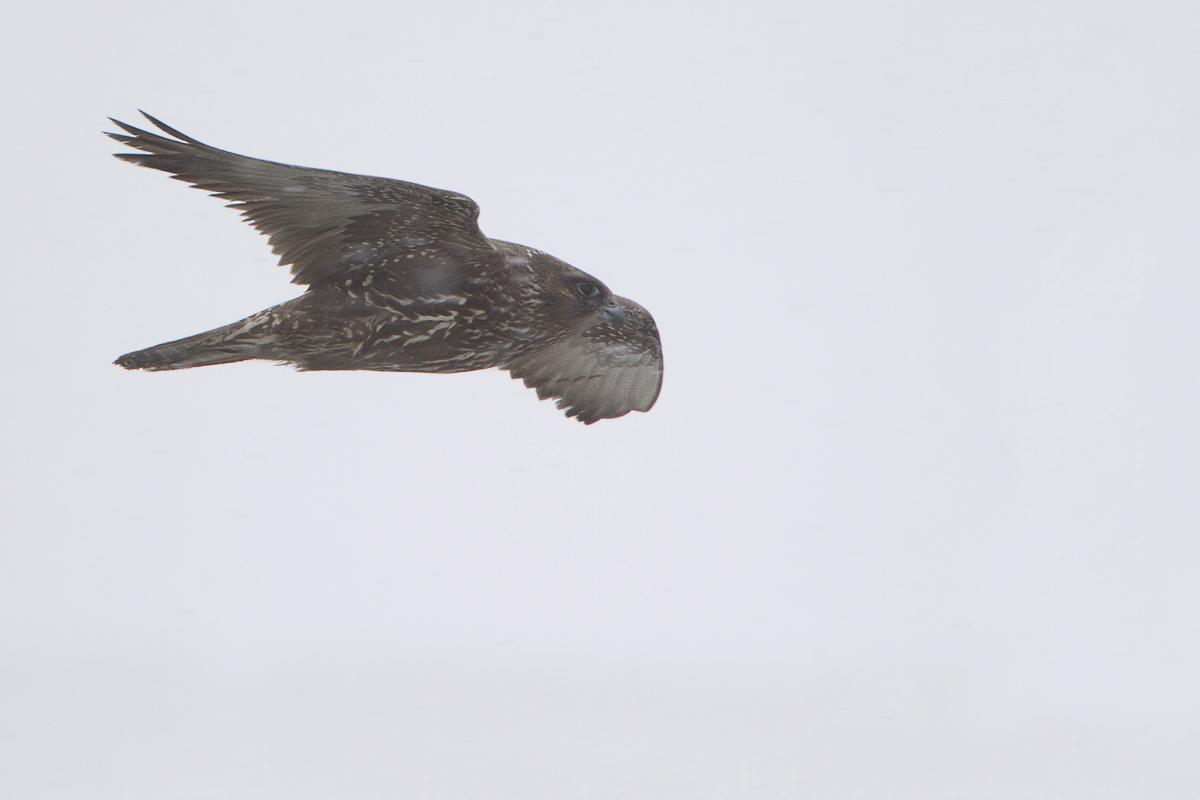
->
[{"left": 115, "top": 324, "right": 259, "bottom": 371}]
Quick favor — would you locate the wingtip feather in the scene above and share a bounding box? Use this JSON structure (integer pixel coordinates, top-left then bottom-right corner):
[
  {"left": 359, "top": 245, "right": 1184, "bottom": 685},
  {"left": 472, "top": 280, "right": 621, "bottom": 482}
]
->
[
  {"left": 139, "top": 110, "right": 201, "bottom": 144},
  {"left": 108, "top": 117, "right": 151, "bottom": 138}
]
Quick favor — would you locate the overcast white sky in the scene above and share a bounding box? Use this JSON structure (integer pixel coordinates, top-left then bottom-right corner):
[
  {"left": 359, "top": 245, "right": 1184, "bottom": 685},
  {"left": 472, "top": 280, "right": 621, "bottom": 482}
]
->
[{"left": 1, "top": 1, "right": 1197, "bottom": 797}]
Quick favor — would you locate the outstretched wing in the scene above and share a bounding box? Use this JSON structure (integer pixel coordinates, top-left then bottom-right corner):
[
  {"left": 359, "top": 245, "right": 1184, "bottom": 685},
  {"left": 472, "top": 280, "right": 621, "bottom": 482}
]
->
[
  {"left": 508, "top": 297, "right": 663, "bottom": 424},
  {"left": 107, "top": 112, "right": 496, "bottom": 286}
]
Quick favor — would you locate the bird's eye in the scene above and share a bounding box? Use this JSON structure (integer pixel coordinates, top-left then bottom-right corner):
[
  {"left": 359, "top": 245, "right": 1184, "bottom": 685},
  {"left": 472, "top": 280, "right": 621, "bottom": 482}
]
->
[{"left": 576, "top": 281, "right": 599, "bottom": 298}]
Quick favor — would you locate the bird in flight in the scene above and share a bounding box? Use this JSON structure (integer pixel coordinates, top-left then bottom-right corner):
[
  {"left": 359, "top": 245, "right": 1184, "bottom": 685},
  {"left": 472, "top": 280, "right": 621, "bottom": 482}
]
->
[{"left": 108, "top": 113, "right": 663, "bottom": 424}]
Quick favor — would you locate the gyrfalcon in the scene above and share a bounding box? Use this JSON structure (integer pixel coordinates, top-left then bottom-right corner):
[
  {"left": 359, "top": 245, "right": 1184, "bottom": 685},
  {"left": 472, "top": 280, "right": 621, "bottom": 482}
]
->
[{"left": 108, "top": 113, "right": 663, "bottom": 424}]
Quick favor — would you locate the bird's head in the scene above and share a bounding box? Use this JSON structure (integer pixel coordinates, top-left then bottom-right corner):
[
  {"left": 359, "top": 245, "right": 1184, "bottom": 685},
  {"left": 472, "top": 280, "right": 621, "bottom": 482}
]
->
[
  {"left": 501, "top": 245, "right": 626, "bottom": 332},
  {"left": 538, "top": 262, "right": 625, "bottom": 329}
]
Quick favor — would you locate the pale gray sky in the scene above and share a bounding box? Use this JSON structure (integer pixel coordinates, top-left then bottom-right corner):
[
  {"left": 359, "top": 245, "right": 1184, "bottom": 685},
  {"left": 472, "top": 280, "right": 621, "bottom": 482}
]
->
[{"left": 2, "top": 1, "right": 1197, "bottom": 797}]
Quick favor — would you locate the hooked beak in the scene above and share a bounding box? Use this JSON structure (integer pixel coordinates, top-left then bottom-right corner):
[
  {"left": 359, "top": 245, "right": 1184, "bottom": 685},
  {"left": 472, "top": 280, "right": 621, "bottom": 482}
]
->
[{"left": 600, "top": 300, "right": 625, "bottom": 327}]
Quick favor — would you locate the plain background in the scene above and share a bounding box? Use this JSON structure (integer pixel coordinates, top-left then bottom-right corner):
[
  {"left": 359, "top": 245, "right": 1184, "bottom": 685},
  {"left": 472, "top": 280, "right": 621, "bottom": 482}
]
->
[{"left": 1, "top": 1, "right": 1197, "bottom": 797}]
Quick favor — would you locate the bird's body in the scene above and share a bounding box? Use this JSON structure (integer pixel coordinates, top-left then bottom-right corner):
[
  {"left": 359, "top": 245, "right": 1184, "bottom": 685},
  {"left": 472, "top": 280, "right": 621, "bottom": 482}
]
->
[{"left": 109, "top": 114, "right": 662, "bottom": 423}]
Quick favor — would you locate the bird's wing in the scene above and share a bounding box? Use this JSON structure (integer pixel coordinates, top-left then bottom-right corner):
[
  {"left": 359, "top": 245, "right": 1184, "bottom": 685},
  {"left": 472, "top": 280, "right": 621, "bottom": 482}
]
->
[
  {"left": 107, "top": 112, "right": 495, "bottom": 286},
  {"left": 508, "top": 297, "right": 663, "bottom": 424}
]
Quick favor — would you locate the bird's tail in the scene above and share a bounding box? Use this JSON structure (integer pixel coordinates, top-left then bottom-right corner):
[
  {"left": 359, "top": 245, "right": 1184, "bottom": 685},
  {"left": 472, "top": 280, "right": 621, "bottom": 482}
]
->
[{"left": 114, "top": 319, "right": 263, "bottom": 371}]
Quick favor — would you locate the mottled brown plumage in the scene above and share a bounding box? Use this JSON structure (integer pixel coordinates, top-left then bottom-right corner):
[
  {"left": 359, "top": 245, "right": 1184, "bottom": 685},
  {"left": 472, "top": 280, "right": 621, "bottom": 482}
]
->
[{"left": 109, "top": 112, "right": 662, "bottom": 424}]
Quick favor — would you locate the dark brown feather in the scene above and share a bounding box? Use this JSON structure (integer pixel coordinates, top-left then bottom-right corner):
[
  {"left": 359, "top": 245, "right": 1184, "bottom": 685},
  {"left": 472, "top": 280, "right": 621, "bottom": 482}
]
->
[{"left": 108, "top": 112, "right": 495, "bottom": 286}]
